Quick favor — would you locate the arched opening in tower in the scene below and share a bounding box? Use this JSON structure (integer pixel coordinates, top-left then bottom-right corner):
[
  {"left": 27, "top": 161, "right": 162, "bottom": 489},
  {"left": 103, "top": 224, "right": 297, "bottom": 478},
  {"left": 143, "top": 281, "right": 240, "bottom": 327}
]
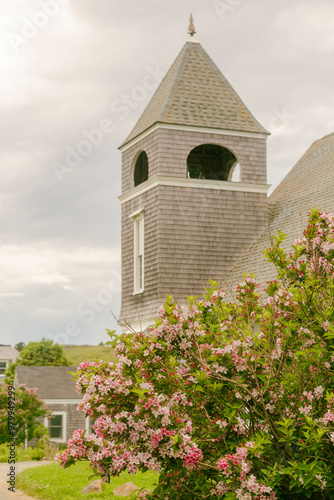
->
[
  {"left": 187, "top": 144, "right": 239, "bottom": 181},
  {"left": 134, "top": 151, "right": 149, "bottom": 187}
]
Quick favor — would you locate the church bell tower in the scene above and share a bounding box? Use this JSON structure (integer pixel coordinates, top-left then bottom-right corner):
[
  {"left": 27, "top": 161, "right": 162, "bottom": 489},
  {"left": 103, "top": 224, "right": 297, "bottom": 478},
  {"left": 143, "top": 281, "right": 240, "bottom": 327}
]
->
[{"left": 118, "top": 17, "right": 270, "bottom": 331}]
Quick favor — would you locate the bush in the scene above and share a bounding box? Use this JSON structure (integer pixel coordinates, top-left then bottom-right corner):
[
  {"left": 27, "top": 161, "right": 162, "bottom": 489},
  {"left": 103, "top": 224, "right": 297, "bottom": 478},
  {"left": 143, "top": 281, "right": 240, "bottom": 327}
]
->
[
  {"left": 0, "top": 442, "right": 53, "bottom": 462},
  {"left": 31, "top": 448, "right": 45, "bottom": 461},
  {"left": 57, "top": 210, "right": 334, "bottom": 499},
  {"left": 0, "top": 384, "right": 50, "bottom": 445}
]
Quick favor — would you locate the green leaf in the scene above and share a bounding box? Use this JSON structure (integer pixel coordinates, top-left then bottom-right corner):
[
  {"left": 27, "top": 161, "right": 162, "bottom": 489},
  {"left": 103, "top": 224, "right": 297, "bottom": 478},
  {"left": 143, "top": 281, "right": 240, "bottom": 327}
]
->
[
  {"left": 106, "top": 329, "right": 116, "bottom": 339},
  {"left": 87, "top": 473, "right": 100, "bottom": 481}
]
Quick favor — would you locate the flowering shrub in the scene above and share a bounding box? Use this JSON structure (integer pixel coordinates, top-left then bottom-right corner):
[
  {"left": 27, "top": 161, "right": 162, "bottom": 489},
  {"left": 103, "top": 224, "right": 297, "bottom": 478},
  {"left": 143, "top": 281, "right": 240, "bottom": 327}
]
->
[
  {"left": 57, "top": 209, "right": 334, "bottom": 499},
  {"left": 0, "top": 384, "right": 50, "bottom": 445}
]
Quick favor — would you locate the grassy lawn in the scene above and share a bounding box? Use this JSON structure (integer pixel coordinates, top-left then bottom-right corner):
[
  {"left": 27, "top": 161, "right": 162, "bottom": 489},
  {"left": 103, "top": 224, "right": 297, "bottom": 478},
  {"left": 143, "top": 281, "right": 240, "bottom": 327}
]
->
[
  {"left": 17, "top": 461, "right": 158, "bottom": 500},
  {"left": 63, "top": 345, "right": 118, "bottom": 368}
]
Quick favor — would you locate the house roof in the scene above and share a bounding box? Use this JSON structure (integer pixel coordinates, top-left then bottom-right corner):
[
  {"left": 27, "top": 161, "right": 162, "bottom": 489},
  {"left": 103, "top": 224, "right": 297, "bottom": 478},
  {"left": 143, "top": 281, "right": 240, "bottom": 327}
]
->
[
  {"left": 227, "top": 131, "right": 334, "bottom": 294},
  {"left": 15, "top": 366, "right": 80, "bottom": 400},
  {"left": 0, "top": 345, "right": 19, "bottom": 362},
  {"left": 121, "top": 38, "right": 269, "bottom": 147}
]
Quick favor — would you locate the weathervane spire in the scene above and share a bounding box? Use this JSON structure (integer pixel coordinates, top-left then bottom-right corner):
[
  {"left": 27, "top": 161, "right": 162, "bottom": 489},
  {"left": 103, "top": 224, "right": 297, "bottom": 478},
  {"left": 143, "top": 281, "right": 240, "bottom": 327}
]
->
[{"left": 188, "top": 13, "right": 196, "bottom": 36}]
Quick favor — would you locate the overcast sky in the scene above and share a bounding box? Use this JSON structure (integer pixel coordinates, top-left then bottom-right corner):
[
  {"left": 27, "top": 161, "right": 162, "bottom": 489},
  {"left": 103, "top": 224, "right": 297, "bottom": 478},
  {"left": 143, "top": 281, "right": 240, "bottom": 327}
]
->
[{"left": 1, "top": 0, "right": 334, "bottom": 347}]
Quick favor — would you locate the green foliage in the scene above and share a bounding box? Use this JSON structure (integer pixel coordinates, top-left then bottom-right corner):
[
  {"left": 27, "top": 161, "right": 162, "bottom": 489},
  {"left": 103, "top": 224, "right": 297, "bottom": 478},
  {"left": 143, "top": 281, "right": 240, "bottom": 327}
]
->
[
  {"left": 4, "top": 362, "right": 16, "bottom": 385},
  {"left": 0, "top": 443, "right": 49, "bottom": 462},
  {"left": 15, "top": 342, "right": 25, "bottom": 352},
  {"left": 0, "top": 384, "right": 50, "bottom": 446},
  {"left": 5, "top": 339, "right": 70, "bottom": 384},
  {"left": 18, "top": 339, "right": 70, "bottom": 366}
]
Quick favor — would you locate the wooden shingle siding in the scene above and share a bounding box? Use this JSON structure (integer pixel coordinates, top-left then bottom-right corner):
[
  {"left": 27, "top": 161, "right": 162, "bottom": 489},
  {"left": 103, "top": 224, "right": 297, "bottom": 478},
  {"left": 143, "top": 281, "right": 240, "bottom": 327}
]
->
[
  {"left": 47, "top": 403, "right": 86, "bottom": 442},
  {"left": 122, "top": 128, "right": 267, "bottom": 192},
  {"left": 120, "top": 185, "right": 160, "bottom": 326},
  {"left": 120, "top": 180, "right": 268, "bottom": 327}
]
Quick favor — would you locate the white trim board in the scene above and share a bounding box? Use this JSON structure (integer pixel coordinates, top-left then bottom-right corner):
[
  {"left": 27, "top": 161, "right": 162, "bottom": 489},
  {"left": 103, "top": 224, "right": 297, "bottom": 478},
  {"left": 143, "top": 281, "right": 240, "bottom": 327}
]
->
[
  {"left": 43, "top": 399, "right": 81, "bottom": 405},
  {"left": 129, "top": 208, "right": 144, "bottom": 219},
  {"left": 119, "top": 122, "right": 270, "bottom": 152},
  {"left": 119, "top": 175, "right": 270, "bottom": 205}
]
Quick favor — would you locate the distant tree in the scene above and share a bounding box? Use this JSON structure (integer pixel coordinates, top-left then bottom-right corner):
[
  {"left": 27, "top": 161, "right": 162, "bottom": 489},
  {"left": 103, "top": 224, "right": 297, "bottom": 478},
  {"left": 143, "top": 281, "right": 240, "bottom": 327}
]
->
[
  {"left": 5, "top": 339, "right": 70, "bottom": 384},
  {"left": 0, "top": 384, "right": 50, "bottom": 445},
  {"left": 98, "top": 341, "right": 104, "bottom": 346},
  {"left": 17, "top": 339, "right": 70, "bottom": 366},
  {"left": 14, "top": 342, "right": 25, "bottom": 352}
]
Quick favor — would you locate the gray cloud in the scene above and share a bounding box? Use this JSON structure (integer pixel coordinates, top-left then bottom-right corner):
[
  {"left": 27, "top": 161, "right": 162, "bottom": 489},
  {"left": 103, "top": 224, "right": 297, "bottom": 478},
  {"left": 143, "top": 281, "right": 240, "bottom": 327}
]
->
[{"left": 1, "top": 0, "right": 334, "bottom": 346}]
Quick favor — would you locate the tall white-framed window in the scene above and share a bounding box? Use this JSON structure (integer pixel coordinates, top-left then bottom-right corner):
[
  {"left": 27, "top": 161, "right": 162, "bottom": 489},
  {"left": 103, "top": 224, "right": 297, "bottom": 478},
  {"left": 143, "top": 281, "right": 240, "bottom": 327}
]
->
[
  {"left": 45, "top": 411, "right": 66, "bottom": 443},
  {"left": 130, "top": 209, "right": 144, "bottom": 294}
]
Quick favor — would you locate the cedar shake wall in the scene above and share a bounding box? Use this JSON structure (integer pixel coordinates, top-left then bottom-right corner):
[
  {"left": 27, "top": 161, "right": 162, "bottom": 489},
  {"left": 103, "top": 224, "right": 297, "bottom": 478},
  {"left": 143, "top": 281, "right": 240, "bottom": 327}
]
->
[
  {"left": 28, "top": 402, "right": 85, "bottom": 447},
  {"left": 157, "top": 186, "right": 268, "bottom": 297},
  {"left": 120, "top": 127, "right": 268, "bottom": 328},
  {"left": 120, "top": 188, "right": 160, "bottom": 326},
  {"left": 121, "top": 128, "right": 267, "bottom": 191},
  {"left": 120, "top": 184, "right": 268, "bottom": 327},
  {"left": 47, "top": 403, "right": 86, "bottom": 443}
]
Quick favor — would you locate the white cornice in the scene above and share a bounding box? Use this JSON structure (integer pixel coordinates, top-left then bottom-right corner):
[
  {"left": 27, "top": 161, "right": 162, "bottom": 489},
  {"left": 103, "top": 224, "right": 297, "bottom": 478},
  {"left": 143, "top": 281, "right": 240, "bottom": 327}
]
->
[
  {"left": 119, "top": 122, "right": 269, "bottom": 152},
  {"left": 129, "top": 208, "right": 144, "bottom": 219},
  {"left": 43, "top": 399, "right": 81, "bottom": 405},
  {"left": 119, "top": 175, "right": 270, "bottom": 205}
]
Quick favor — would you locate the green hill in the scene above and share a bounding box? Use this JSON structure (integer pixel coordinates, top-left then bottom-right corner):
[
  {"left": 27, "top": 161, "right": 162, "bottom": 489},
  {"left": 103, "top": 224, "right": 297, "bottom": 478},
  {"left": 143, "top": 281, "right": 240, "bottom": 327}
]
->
[{"left": 63, "top": 344, "right": 117, "bottom": 368}]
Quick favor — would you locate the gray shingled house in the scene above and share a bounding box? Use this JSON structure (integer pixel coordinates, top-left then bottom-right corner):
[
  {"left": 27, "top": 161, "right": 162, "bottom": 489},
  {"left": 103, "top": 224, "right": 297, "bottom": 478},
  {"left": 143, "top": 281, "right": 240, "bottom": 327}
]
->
[
  {"left": 0, "top": 345, "right": 19, "bottom": 383},
  {"left": 14, "top": 366, "right": 87, "bottom": 444},
  {"left": 118, "top": 23, "right": 334, "bottom": 330}
]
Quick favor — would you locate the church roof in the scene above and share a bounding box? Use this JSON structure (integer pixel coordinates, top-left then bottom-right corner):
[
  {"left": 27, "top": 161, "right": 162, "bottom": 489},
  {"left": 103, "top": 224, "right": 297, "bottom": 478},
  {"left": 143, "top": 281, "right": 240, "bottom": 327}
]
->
[
  {"left": 227, "top": 131, "right": 334, "bottom": 295},
  {"left": 122, "top": 38, "right": 269, "bottom": 147}
]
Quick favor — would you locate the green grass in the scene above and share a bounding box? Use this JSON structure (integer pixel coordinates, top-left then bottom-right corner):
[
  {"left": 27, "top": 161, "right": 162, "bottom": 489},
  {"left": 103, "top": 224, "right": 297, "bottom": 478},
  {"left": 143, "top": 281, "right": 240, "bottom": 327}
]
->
[
  {"left": 63, "top": 345, "right": 118, "bottom": 368},
  {"left": 17, "top": 461, "right": 158, "bottom": 500}
]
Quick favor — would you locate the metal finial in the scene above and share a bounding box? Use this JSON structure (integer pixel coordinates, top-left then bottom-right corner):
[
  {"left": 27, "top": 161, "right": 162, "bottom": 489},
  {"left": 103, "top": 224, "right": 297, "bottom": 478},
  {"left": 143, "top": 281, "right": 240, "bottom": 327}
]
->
[{"left": 188, "top": 13, "right": 196, "bottom": 36}]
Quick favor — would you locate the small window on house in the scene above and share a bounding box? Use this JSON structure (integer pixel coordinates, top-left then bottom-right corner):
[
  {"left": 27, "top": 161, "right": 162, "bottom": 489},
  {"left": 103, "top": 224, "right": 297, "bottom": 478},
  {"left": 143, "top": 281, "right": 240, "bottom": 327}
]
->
[
  {"left": 46, "top": 412, "right": 66, "bottom": 442},
  {"left": 134, "top": 151, "right": 149, "bottom": 187},
  {"left": 187, "top": 144, "right": 239, "bottom": 181},
  {"left": 131, "top": 212, "right": 144, "bottom": 294},
  {"left": 0, "top": 361, "right": 7, "bottom": 376}
]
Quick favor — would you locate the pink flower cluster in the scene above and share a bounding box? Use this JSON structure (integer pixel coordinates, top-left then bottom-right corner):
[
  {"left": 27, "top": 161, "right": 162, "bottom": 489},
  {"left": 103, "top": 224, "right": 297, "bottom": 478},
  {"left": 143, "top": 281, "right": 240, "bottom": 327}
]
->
[{"left": 215, "top": 447, "right": 275, "bottom": 499}]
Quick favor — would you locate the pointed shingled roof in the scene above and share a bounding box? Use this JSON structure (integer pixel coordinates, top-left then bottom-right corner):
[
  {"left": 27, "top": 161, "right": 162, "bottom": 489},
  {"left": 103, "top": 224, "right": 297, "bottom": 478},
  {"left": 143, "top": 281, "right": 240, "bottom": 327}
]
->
[{"left": 121, "top": 39, "right": 269, "bottom": 147}]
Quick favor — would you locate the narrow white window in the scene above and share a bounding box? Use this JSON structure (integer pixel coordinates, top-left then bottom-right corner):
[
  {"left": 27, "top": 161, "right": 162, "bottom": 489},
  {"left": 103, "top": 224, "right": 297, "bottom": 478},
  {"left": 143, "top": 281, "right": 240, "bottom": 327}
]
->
[{"left": 132, "top": 211, "right": 144, "bottom": 294}]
